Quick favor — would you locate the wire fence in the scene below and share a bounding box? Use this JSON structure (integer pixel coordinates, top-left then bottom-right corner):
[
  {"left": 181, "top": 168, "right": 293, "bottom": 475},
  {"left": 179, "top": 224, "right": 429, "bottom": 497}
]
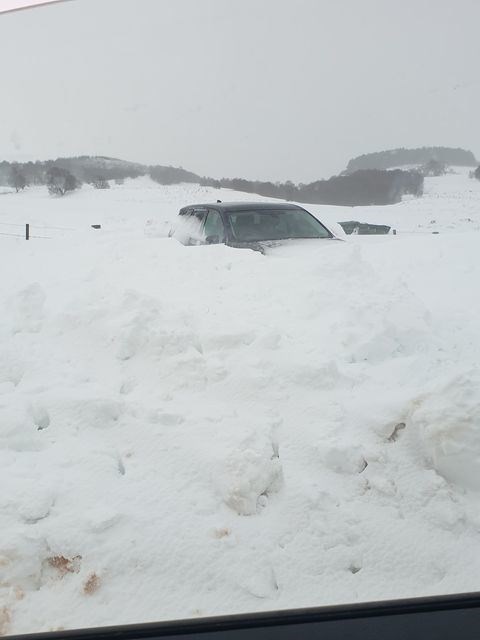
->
[
  {"left": 0, "top": 218, "right": 97, "bottom": 240},
  {"left": 0, "top": 217, "right": 94, "bottom": 241},
  {"left": 0, "top": 219, "right": 453, "bottom": 242},
  {"left": 0, "top": 230, "right": 52, "bottom": 239},
  {"left": 0, "top": 221, "right": 75, "bottom": 231},
  {"left": 0, "top": 231, "right": 24, "bottom": 238}
]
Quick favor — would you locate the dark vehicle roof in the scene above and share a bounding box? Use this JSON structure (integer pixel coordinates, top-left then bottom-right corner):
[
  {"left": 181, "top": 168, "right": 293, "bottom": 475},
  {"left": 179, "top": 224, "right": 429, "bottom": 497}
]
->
[{"left": 180, "top": 202, "right": 305, "bottom": 213}]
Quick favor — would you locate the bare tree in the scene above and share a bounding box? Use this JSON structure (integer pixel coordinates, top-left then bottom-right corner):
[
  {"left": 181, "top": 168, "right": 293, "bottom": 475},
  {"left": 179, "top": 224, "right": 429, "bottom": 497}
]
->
[
  {"left": 92, "top": 176, "right": 110, "bottom": 189},
  {"left": 46, "top": 166, "right": 79, "bottom": 196},
  {"left": 421, "top": 159, "right": 447, "bottom": 177},
  {"left": 9, "top": 165, "right": 27, "bottom": 192}
]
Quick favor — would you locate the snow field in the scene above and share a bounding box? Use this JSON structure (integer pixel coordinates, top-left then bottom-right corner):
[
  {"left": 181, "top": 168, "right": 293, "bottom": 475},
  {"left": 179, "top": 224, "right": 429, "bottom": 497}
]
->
[{"left": 1, "top": 171, "right": 480, "bottom": 633}]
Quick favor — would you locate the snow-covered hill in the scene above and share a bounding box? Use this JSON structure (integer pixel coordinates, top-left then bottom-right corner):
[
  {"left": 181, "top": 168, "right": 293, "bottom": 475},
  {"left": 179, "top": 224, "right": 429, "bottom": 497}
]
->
[{"left": 1, "top": 171, "right": 480, "bottom": 634}]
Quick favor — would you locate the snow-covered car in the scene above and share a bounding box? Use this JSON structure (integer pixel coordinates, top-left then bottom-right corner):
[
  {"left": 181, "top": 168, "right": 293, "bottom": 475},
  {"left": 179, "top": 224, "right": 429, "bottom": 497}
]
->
[{"left": 169, "top": 202, "right": 341, "bottom": 251}]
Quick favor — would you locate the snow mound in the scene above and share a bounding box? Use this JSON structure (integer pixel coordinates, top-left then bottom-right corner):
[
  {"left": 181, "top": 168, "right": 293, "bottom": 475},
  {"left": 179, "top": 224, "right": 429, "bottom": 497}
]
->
[
  {"left": 217, "top": 434, "right": 283, "bottom": 516},
  {"left": 412, "top": 370, "right": 480, "bottom": 490}
]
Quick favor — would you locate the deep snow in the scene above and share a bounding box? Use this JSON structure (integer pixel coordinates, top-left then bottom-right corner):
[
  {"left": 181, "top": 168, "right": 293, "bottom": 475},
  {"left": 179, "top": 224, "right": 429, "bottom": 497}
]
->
[{"left": 1, "top": 169, "right": 480, "bottom": 634}]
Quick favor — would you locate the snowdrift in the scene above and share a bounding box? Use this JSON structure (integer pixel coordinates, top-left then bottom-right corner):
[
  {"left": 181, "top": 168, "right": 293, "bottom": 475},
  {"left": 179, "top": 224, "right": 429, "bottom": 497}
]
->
[{"left": 1, "top": 172, "right": 480, "bottom": 634}]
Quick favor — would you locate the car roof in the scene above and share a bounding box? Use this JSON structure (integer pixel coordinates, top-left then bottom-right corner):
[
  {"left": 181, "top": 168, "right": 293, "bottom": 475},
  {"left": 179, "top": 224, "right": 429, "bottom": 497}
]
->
[{"left": 180, "top": 201, "right": 305, "bottom": 213}]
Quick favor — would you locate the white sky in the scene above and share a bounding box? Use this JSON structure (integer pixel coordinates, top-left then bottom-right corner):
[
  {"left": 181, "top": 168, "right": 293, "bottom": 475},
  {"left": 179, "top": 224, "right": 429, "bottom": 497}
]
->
[{"left": 0, "top": 0, "right": 479, "bottom": 182}]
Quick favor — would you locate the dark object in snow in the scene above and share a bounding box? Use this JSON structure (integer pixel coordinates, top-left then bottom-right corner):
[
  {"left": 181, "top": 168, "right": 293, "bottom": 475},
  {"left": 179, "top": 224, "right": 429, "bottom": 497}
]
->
[
  {"left": 339, "top": 221, "right": 391, "bottom": 235},
  {"left": 91, "top": 224, "right": 102, "bottom": 229}
]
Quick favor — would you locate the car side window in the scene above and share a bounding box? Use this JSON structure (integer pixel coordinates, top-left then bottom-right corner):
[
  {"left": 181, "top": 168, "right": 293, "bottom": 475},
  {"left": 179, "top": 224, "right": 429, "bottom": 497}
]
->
[
  {"left": 202, "top": 209, "right": 225, "bottom": 243},
  {"left": 182, "top": 208, "right": 207, "bottom": 244}
]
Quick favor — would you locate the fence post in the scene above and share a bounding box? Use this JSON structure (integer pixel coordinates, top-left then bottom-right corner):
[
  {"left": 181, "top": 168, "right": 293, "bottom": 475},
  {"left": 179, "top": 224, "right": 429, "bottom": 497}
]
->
[{"left": 26, "top": 223, "right": 30, "bottom": 240}]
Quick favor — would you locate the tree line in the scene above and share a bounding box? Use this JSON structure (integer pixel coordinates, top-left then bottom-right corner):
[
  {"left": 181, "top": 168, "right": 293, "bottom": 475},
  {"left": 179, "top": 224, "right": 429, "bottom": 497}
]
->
[
  {"left": 0, "top": 157, "right": 145, "bottom": 196},
  {"left": 346, "top": 146, "right": 477, "bottom": 173},
  {"left": 196, "top": 170, "right": 424, "bottom": 206},
  {"left": 0, "top": 154, "right": 428, "bottom": 205}
]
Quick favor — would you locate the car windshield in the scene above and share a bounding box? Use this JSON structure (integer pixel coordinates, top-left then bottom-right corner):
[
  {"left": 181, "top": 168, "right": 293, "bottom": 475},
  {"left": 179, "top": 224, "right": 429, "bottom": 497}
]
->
[{"left": 227, "top": 209, "right": 331, "bottom": 242}]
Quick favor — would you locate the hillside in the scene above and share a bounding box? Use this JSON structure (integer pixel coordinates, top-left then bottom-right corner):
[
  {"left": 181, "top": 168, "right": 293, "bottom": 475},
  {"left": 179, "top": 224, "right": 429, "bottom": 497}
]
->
[
  {"left": 1, "top": 156, "right": 424, "bottom": 207},
  {"left": 346, "top": 147, "right": 478, "bottom": 173}
]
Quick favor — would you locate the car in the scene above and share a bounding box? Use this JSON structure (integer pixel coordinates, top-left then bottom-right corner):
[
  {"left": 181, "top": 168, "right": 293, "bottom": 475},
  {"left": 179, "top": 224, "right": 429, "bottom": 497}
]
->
[
  {"left": 169, "top": 202, "right": 342, "bottom": 251},
  {"left": 339, "top": 220, "right": 391, "bottom": 235}
]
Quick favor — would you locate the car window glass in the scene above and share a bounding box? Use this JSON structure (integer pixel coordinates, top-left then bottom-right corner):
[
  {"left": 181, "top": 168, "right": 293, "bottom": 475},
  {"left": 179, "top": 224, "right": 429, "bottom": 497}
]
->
[
  {"left": 185, "top": 210, "right": 207, "bottom": 243},
  {"left": 170, "top": 209, "right": 207, "bottom": 244},
  {"left": 227, "top": 209, "right": 330, "bottom": 241},
  {"left": 203, "top": 210, "right": 225, "bottom": 242}
]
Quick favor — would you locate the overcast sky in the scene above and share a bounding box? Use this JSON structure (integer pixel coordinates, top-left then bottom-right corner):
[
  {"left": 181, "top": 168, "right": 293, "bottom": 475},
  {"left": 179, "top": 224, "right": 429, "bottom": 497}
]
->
[{"left": 0, "top": 0, "right": 479, "bottom": 182}]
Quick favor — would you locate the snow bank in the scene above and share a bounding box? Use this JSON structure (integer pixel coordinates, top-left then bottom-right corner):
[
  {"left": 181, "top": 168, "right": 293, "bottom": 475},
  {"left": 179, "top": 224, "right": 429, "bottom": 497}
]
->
[
  {"left": 1, "top": 173, "right": 480, "bottom": 634},
  {"left": 412, "top": 371, "right": 480, "bottom": 490}
]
